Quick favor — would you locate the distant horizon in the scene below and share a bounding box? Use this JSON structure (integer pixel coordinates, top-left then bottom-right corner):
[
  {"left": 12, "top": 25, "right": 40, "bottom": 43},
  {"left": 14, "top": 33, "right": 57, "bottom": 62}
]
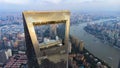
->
[
  {"left": 0, "top": 10, "right": 120, "bottom": 16},
  {"left": 0, "top": 0, "right": 120, "bottom": 13}
]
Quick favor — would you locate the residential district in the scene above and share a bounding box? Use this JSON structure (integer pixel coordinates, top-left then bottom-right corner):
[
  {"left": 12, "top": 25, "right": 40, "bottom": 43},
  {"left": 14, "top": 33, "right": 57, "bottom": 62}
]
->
[{"left": 0, "top": 12, "right": 120, "bottom": 68}]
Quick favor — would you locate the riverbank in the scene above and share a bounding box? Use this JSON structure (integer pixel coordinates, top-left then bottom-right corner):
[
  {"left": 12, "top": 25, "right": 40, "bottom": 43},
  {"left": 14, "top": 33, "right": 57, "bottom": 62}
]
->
[
  {"left": 69, "top": 36, "right": 111, "bottom": 68},
  {"left": 70, "top": 22, "right": 120, "bottom": 68},
  {"left": 83, "top": 24, "right": 120, "bottom": 48}
]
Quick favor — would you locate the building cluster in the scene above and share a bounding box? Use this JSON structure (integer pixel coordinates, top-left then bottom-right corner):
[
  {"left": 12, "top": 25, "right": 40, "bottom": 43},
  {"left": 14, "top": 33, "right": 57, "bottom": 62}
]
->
[
  {"left": 3, "top": 54, "right": 27, "bottom": 68},
  {"left": 84, "top": 19, "right": 120, "bottom": 48},
  {"left": 0, "top": 25, "right": 25, "bottom": 49},
  {"left": 34, "top": 23, "right": 64, "bottom": 44},
  {"left": 0, "top": 14, "right": 25, "bottom": 50},
  {"left": 0, "top": 13, "right": 22, "bottom": 26},
  {"left": 71, "top": 13, "right": 92, "bottom": 25},
  {"left": 0, "top": 49, "right": 12, "bottom": 66},
  {"left": 70, "top": 12, "right": 116, "bottom": 25},
  {"left": 0, "top": 12, "right": 119, "bottom": 68},
  {"left": 68, "top": 36, "right": 110, "bottom": 68},
  {"left": 0, "top": 13, "right": 26, "bottom": 67}
]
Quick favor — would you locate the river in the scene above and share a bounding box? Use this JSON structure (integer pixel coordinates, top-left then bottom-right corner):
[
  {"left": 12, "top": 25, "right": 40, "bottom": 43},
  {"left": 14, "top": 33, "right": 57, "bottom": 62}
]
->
[{"left": 70, "top": 19, "right": 120, "bottom": 68}]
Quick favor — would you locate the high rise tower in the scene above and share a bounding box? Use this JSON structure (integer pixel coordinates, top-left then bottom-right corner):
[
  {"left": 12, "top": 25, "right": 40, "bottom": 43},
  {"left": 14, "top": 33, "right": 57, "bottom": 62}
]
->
[{"left": 23, "top": 10, "right": 70, "bottom": 68}]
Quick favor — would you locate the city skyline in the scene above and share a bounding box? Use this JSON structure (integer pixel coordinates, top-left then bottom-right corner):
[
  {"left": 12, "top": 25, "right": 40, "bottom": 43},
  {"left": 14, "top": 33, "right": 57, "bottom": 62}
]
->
[
  {"left": 0, "top": 0, "right": 120, "bottom": 13},
  {"left": 0, "top": 1, "right": 120, "bottom": 67}
]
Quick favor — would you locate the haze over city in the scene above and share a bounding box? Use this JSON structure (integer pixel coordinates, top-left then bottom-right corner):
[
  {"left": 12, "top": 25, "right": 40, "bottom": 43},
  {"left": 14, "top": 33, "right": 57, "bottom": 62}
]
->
[
  {"left": 0, "top": 0, "right": 120, "bottom": 12},
  {"left": 0, "top": 0, "right": 120, "bottom": 68}
]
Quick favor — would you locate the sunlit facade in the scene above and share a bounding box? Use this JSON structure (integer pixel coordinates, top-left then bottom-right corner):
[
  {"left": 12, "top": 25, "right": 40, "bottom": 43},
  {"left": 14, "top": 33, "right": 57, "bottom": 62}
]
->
[{"left": 23, "top": 11, "right": 70, "bottom": 68}]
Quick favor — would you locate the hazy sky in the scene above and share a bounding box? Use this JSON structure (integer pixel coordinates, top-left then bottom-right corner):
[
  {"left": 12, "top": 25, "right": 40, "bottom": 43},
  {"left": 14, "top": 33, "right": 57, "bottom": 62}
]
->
[{"left": 0, "top": 0, "right": 120, "bottom": 12}]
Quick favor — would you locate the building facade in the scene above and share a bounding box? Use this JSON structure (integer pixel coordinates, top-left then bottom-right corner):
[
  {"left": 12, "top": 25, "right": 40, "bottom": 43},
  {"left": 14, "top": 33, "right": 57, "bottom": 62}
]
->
[{"left": 23, "top": 11, "right": 70, "bottom": 68}]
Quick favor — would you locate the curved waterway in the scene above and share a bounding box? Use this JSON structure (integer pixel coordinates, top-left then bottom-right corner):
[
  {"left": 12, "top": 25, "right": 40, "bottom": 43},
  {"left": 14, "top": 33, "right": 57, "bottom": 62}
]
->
[{"left": 70, "top": 19, "right": 120, "bottom": 68}]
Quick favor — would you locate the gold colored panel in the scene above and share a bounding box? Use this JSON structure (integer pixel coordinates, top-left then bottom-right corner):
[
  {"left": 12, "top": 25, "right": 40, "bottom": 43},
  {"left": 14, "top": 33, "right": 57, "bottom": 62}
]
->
[{"left": 23, "top": 10, "right": 70, "bottom": 68}]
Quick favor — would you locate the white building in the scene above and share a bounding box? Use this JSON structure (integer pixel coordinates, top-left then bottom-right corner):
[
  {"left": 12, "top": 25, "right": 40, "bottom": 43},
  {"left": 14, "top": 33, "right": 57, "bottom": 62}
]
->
[{"left": 5, "top": 49, "right": 12, "bottom": 59}]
